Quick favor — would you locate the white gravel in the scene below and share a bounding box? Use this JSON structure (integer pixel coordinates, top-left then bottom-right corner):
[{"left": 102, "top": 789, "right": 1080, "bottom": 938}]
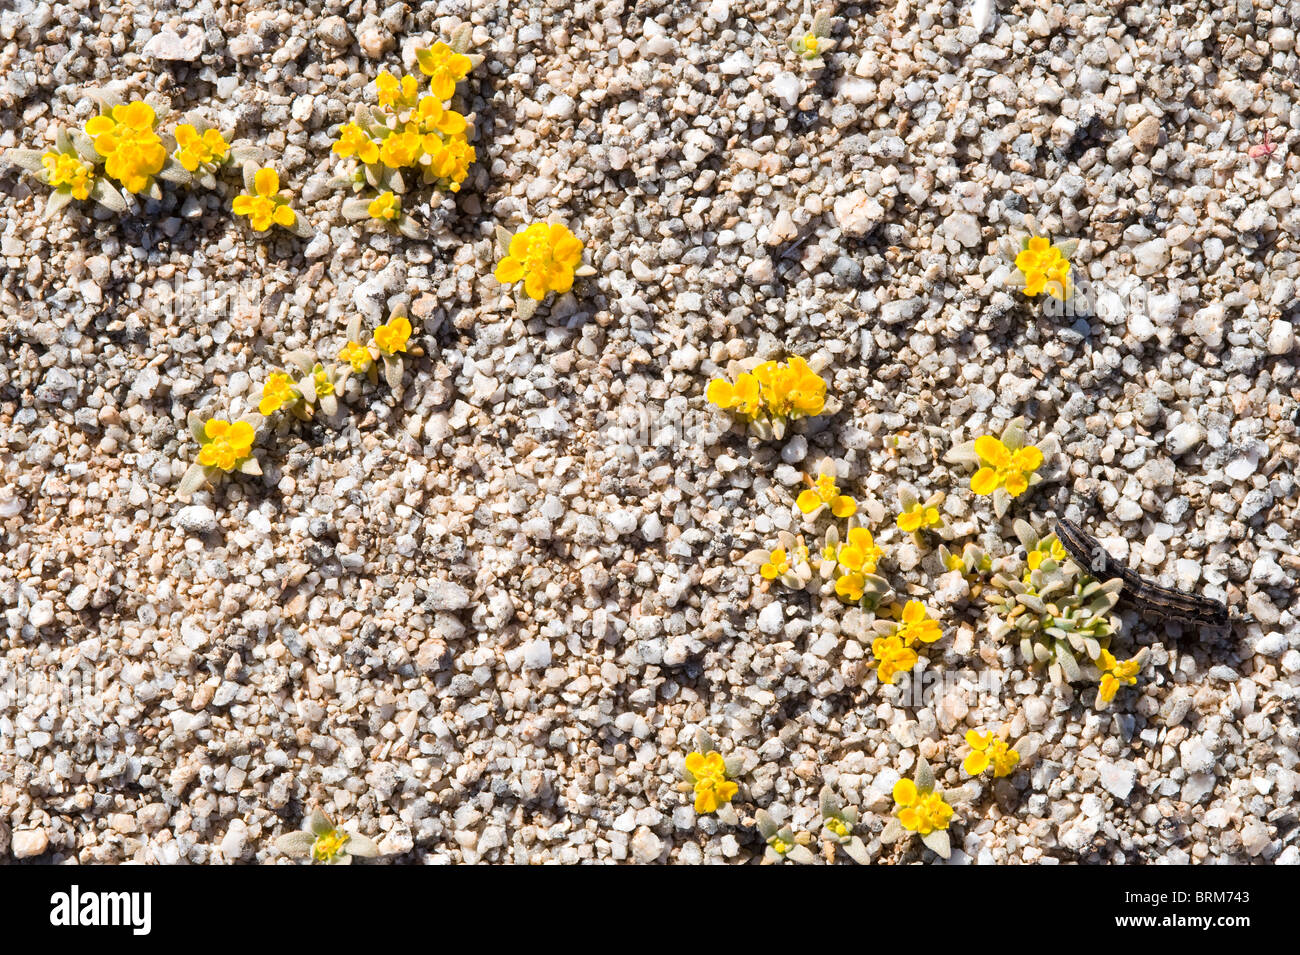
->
[{"left": 0, "top": 0, "right": 1297, "bottom": 865}]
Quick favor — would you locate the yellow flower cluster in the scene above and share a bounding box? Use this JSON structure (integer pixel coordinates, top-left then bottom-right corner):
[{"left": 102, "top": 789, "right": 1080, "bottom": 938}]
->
[
  {"left": 197, "top": 419, "right": 255, "bottom": 472},
  {"left": 331, "top": 59, "right": 475, "bottom": 193},
  {"left": 174, "top": 124, "right": 229, "bottom": 171},
  {"left": 970, "top": 435, "right": 1043, "bottom": 497},
  {"left": 833, "top": 527, "right": 884, "bottom": 603},
  {"left": 892, "top": 779, "right": 953, "bottom": 835},
  {"left": 684, "top": 751, "right": 738, "bottom": 814},
  {"left": 1014, "top": 236, "right": 1071, "bottom": 299},
  {"left": 495, "top": 222, "right": 586, "bottom": 300},
  {"left": 706, "top": 357, "right": 826, "bottom": 422},
  {"left": 85, "top": 101, "right": 167, "bottom": 194},
  {"left": 233, "top": 167, "right": 297, "bottom": 232},
  {"left": 963, "top": 731, "right": 1020, "bottom": 777},
  {"left": 870, "top": 601, "right": 941, "bottom": 683},
  {"left": 1097, "top": 649, "right": 1140, "bottom": 704},
  {"left": 41, "top": 150, "right": 94, "bottom": 200}
]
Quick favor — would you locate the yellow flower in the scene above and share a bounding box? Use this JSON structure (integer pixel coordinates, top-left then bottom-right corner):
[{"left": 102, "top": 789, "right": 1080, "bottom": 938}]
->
[
  {"left": 87, "top": 101, "right": 167, "bottom": 194},
  {"left": 835, "top": 572, "right": 865, "bottom": 603},
  {"left": 706, "top": 373, "right": 761, "bottom": 418},
  {"left": 760, "top": 547, "right": 790, "bottom": 581},
  {"left": 895, "top": 600, "right": 942, "bottom": 646},
  {"left": 825, "top": 817, "right": 849, "bottom": 838},
  {"left": 892, "top": 779, "right": 953, "bottom": 834},
  {"left": 311, "top": 828, "right": 351, "bottom": 864},
  {"left": 803, "top": 33, "right": 819, "bottom": 54},
  {"left": 963, "top": 730, "right": 1020, "bottom": 777},
  {"left": 368, "top": 190, "right": 400, "bottom": 221},
  {"left": 837, "top": 527, "right": 883, "bottom": 574},
  {"left": 379, "top": 129, "right": 422, "bottom": 168},
  {"left": 41, "top": 150, "right": 94, "bottom": 200},
  {"left": 796, "top": 470, "right": 856, "bottom": 518},
  {"left": 339, "top": 340, "right": 373, "bottom": 373},
  {"left": 258, "top": 372, "right": 297, "bottom": 416},
  {"left": 785, "top": 359, "right": 827, "bottom": 417},
  {"left": 495, "top": 222, "right": 586, "bottom": 301},
  {"left": 438, "top": 134, "right": 475, "bottom": 190},
  {"left": 753, "top": 357, "right": 826, "bottom": 418},
  {"left": 684, "top": 750, "right": 737, "bottom": 814},
  {"left": 1013, "top": 236, "right": 1072, "bottom": 300},
  {"left": 1026, "top": 537, "right": 1067, "bottom": 571},
  {"left": 706, "top": 359, "right": 824, "bottom": 422},
  {"left": 1097, "top": 649, "right": 1140, "bottom": 704},
  {"left": 333, "top": 122, "right": 380, "bottom": 165},
  {"left": 312, "top": 364, "right": 335, "bottom": 398},
  {"left": 871, "top": 634, "right": 918, "bottom": 685},
  {"left": 375, "top": 71, "right": 420, "bottom": 111},
  {"left": 414, "top": 96, "right": 469, "bottom": 137},
  {"left": 174, "top": 124, "right": 229, "bottom": 171},
  {"left": 372, "top": 314, "right": 412, "bottom": 356},
  {"left": 897, "top": 502, "right": 940, "bottom": 533},
  {"left": 232, "top": 167, "right": 296, "bottom": 232},
  {"left": 970, "top": 435, "right": 1043, "bottom": 498},
  {"left": 416, "top": 41, "right": 474, "bottom": 100},
  {"left": 197, "top": 419, "right": 255, "bottom": 472}
]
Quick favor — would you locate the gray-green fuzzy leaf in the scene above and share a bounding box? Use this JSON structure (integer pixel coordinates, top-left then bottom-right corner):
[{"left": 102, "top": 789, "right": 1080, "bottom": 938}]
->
[{"left": 920, "top": 829, "right": 951, "bottom": 859}]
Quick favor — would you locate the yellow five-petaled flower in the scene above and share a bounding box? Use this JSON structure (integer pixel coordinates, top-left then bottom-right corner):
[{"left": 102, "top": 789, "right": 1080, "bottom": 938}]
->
[
  {"left": 753, "top": 357, "right": 826, "bottom": 419},
  {"left": 197, "top": 419, "right": 255, "bottom": 472},
  {"left": 494, "top": 222, "right": 586, "bottom": 301},
  {"left": 963, "top": 730, "right": 1020, "bottom": 777},
  {"left": 373, "top": 314, "right": 412, "bottom": 355},
  {"left": 232, "top": 167, "right": 297, "bottom": 232},
  {"left": 892, "top": 779, "right": 953, "bottom": 835},
  {"left": 970, "top": 435, "right": 1043, "bottom": 498}
]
